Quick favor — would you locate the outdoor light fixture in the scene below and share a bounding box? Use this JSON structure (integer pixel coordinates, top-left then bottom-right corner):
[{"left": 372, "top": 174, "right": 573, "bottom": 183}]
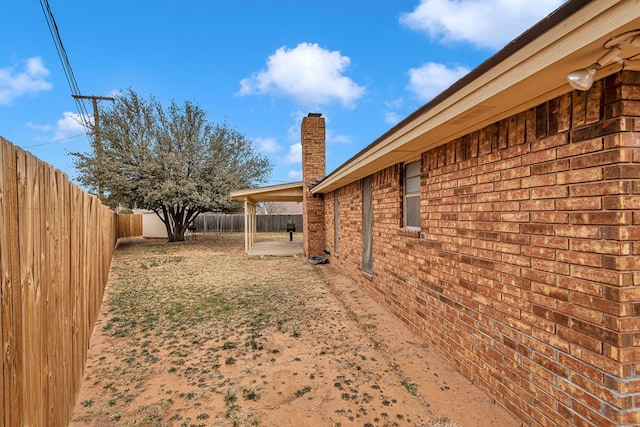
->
[{"left": 567, "top": 30, "right": 640, "bottom": 91}]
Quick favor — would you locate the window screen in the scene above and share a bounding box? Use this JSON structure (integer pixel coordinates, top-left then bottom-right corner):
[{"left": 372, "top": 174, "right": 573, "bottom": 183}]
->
[
  {"left": 404, "top": 160, "right": 421, "bottom": 229},
  {"left": 334, "top": 192, "right": 339, "bottom": 254},
  {"left": 362, "top": 176, "right": 373, "bottom": 273}
]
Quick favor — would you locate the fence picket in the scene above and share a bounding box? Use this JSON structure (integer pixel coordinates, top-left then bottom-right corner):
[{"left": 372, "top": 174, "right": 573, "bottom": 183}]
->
[
  {"left": 38, "top": 159, "right": 51, "bottom": 424},
  {"left": 1, "top": 141, "right": 23, "bottom": 427},
  {"left": 0, "top": 136, "right": 4, "bottom": 426},
  {"left": 19, "top": 150, "right": 43, "bottom": 426}
]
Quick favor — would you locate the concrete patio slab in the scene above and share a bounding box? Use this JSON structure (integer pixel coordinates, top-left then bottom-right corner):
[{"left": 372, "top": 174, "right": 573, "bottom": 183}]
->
[{"left": 247, "top": 240, "right": 304, "bottom": 257}]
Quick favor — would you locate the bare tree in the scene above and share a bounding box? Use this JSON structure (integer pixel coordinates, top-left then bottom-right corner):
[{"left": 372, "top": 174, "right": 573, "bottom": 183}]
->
[{"left": 256, "top": 201, "right": 286, "bottom": 215}]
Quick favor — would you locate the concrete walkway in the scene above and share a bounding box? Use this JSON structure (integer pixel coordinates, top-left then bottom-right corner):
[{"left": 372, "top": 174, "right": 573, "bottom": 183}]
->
[{"left": 247, "top": 240, "right": 304, "bottom": 257}]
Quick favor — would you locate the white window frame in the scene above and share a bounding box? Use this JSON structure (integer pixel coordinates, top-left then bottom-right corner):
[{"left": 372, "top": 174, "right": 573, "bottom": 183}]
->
[
  {"left": 334, "top": 191, "right": 339, "bottom": 255},
  {"left": 403, "top": 160, "right": 421, "bottom": 229},
  {"left": 362, "top": 176, "right": 373, "bottom": 274}
]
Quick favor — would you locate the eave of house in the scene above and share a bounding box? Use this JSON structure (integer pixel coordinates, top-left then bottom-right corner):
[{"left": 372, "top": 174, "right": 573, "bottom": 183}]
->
[
  {"left": 311, "top": 0, "right": 640, "bottom": 195},
  {"left": 230, "top": 181, "right": 303, "bottom": 203}
]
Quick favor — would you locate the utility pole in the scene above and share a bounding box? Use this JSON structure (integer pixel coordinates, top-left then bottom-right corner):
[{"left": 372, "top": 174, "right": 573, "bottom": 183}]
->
[{"left": 72, "top": 94, "right": 114, "bottom": 200}]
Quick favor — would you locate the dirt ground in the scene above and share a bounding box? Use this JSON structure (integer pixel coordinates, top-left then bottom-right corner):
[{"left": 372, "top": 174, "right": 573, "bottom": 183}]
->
[{"left": 70, "top": 233, "right": 519, "bottom": 427}]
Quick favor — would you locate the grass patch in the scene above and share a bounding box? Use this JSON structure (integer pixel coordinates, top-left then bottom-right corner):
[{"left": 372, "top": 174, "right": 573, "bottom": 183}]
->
[
  {"left": 80, "top": 398, "right": 94, "bottom": 408},
  {"left": 401, "top": 378, "right": 418, "bottom": 395},
  {"left": 222, "top": 340, "right": 238, "bottom": 350},
  {"left": 294, "top": 386, "right": 312, "bottom": 398},
  {"left": 242, "top": 387, "right": 260, "bottom": 401}
]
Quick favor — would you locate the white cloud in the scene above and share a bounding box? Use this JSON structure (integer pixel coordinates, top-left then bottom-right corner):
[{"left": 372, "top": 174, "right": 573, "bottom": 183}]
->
[
  {"left": 107, "top": 88, "right": 122, "bottom": 98},
  {"left": 384, "top": 98, "right": 405, "bottom": 126},
  {"left": 253, "top": 137, "right": 281, "bottom": 155},
  {"left": 327, "top": 131, "right": 350, "bottom": 144},
  {"left": 286, "top": 111, "right": 307, "bottom": 142},
  {"left": 24, "top": 111, "right": 88, "bottom": 142},
  {"left": 400, "top": 0, "right": 564, "bottom": 50},
  {"left": 54, "top": 111, "right": 89, "bottom": 141},
  {"left": 385, "top": 112, "right": 403, "bottom": 126},
  {"left": 407, "top": 62, "right": 469, "bottom": 101},
  {"left": 385, "top": 97, "right": 404, "bottom": 110},
  {"left": 25, "top": 57, "right": 49, "bottom": 76},
  {"left": 237, "top": 42, "right": 365, "bottom": 107},
  {"left": 286, "top": 124, "right": 299, "bottom": 143},
  {"left": 26, "top": 122, "right": 53, "bottom": 132},
  {"left": 0, "top": 57, "right": 53, "bottom": 105},
  {"left": 282, "top": 143, "right": 301, "bottom": 164},
  {"left": 287, "top": 169, "right": 302, "bottom": 181}
]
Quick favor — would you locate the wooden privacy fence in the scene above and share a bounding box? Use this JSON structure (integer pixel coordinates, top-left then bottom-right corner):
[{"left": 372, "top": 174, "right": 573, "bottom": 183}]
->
[
  {"left": 194, "top": 213, "right": 302, "bottom": 233},
  {"left": 117, "top": 213, "right": 142, "bottom": 238},
  {"left": 0, "top": 137, "right": 118, "bottom": 427}
]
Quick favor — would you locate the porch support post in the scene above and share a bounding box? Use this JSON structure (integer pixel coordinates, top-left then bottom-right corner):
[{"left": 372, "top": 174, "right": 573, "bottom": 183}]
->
[
  {"left": 243, "top": 199, "right": 257, "bottom": 253},
  {"left": 250, "top": 200, "right": 256, "bottom": 250}
]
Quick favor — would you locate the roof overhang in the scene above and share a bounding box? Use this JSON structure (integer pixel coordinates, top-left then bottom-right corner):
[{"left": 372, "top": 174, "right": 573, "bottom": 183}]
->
[
  {"left": 230, "top": 182, "right": 303, "bottom": 203},
  {"left": 312, "top": 0, "right": 640, "bottom": 194}
]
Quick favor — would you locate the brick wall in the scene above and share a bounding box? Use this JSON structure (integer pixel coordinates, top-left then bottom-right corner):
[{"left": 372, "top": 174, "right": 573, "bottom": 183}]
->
[
  {"left": 302, "top": 114, "right": 326, "bottom": 257},
  {"left": 321, "top": 71, "right": 640, "bottom": 426}
]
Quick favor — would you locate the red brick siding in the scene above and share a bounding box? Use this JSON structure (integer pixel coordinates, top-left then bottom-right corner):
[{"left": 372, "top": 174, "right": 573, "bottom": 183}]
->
[
  {"left": 320, "top": 71, "right": 640, "bottom": 426},
  {"left": 326, "top": 181, "right": 366, "bottom": 270},
  {"left": 302, "top": 115, "right": 326, "bottom": 257}
]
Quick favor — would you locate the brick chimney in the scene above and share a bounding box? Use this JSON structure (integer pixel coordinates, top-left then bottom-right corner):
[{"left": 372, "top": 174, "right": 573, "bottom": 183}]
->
[{"left": 301, "top": 113, "right": 326, "bottom": 257}]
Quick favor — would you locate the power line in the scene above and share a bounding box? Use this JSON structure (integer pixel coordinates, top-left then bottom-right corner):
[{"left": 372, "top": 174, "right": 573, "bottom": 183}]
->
[
  {"left": 38, "top": 0, "right": 92, "bottom": 130},
  {"left": 23, "top": 133, "right": 86, "bottom": 148}
]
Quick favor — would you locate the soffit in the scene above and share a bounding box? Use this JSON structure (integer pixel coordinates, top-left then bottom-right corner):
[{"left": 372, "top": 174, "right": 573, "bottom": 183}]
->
[
  {"left": 312, "top": 0, "right": 640, "bottom": 194},
  {"left": 230, "top": 182, "right": 303, "bottom": 203}
]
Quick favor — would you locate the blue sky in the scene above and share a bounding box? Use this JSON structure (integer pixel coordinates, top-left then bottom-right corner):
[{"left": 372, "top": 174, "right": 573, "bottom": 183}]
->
[{"left": 1, "top": 0, "right": 564, "bottom": 186}]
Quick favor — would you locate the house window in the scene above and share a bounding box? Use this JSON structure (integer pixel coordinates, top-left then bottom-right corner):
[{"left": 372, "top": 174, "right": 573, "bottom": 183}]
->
[
  {"left": 362, "top": 176, "right": 373, "bottom": 274},
  {"left": 404, "top": 160, "right": 421, "bottom": 229},
  {"left": 334, "top": 191, "right": 339, "bottom": 255}
]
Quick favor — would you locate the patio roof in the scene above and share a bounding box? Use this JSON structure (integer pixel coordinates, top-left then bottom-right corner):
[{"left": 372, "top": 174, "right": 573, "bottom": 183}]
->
[
  {"left": 230, "top": 182, "right": 303, "bottom": 254},
  {"left": 230, "top": 182, "right": 303, "bottom": 203}
]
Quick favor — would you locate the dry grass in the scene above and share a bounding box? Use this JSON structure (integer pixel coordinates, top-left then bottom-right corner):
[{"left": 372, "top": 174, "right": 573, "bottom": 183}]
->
[{"left": 70, "top": 233, "right": 481, "bottom": 427}]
